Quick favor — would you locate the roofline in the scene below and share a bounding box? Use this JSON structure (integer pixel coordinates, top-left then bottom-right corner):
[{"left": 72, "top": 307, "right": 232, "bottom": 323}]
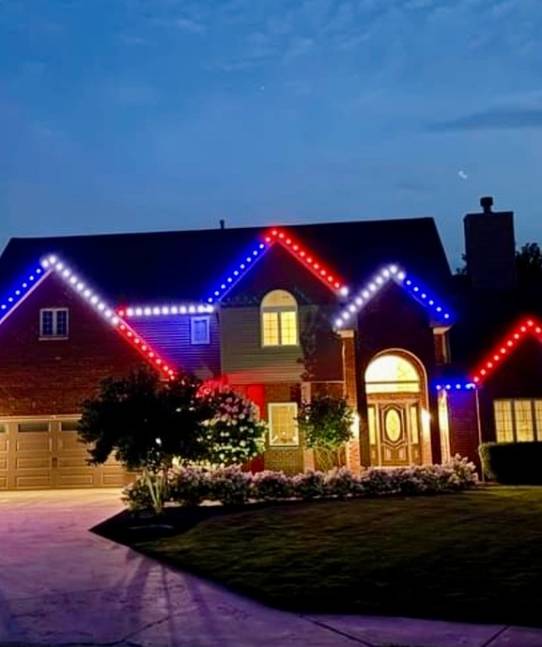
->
[
  {"left": 4, "top": 215, "right": 438, "bottom": 245},
  {"left": 471, "top": 316, "right": 542, "bottom": 385}
]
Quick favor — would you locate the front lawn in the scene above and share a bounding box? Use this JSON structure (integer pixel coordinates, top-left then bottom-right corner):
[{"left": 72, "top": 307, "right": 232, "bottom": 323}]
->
[{"left": 118, "top": 487, "right": 542, "bottom": 627}]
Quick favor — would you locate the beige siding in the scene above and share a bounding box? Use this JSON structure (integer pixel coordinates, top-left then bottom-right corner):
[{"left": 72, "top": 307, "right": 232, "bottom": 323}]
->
[
  {"left": 221, "top": 306, "right": 308, "bottom": 383},
  {"left": 221, "top": 303, "right": 342, "bottom": 383}
]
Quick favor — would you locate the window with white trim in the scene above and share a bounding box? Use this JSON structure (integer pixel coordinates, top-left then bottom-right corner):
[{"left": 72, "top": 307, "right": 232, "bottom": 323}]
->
[
  {"left": 40, "top": 308, "right": 69, "bottom": 339},
  {"left": 190, "top": 316, "right": 210, "bottom": 345},
  {"left": 268, "top": 402, "right": 299, "bottom": 446},
  {"left": 494, "top": 399, "right": 542, "bottom": 442},
  {"left": 261, "top": 290, "right": 298, "bottom": 347}
]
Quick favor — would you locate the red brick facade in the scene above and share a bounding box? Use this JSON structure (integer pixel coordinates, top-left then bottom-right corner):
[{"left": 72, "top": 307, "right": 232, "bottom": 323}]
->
[{"left": 0, "top": 274, "right": 146, "bottom": 417}]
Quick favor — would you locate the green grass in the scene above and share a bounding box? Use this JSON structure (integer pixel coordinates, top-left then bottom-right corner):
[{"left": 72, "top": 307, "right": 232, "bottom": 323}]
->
[{"left": 137, "top": 487, "right": 542, "bottom": 626}]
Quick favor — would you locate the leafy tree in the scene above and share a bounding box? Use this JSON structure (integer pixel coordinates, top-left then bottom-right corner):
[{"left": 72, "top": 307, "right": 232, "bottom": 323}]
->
[
  {"left": 297, "top": 395, "right": 354, "bottom": 470},
  {"left": 78, "top": 368, "right": 266, "bottom": 513},
  {"left": 79, "top": 368, "right": 210, "bottom": 513},
  {"left": 516, "top": 243, "right": 542, "bottom": 287}
]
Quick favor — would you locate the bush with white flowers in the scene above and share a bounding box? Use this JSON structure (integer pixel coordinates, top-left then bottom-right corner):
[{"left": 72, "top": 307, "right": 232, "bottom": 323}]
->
[
  {"left": 198, "top": 386, "right": 267, "bottom": 467},
  {"left": 124, "top": 455, "right": 478, "bottom": 511},
  {"left": 251, "top": 470, "right": 293, "bottom": 500}
]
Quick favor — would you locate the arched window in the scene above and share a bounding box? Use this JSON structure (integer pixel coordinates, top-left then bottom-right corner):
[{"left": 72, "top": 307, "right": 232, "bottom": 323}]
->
[
  {"left": 261, "top": 290, "right": 298, "bottom": 347},
  {"left": 365, "top": 353, "right": 421, "bottom": 394}
]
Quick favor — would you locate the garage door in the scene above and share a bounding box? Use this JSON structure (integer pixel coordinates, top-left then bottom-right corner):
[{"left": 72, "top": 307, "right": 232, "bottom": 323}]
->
[{"left": 0, "top": 417, "right": 128, "bottom": 490}]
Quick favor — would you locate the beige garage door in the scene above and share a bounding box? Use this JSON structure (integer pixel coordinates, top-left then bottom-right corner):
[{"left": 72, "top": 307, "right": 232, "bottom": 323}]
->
[{"left": 0, "top": 417, "right": 128, "bottom": 490}]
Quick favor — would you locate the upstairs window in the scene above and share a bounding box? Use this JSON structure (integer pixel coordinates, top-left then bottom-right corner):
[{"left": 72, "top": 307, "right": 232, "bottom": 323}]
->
[
  {"left": 190, "top": 316, "right": 210, "bottom": 345},
  {"left": 40, "top": 308, "right": 69, "bottom": 339},
  {"left": 261, "top": 290, "right": 298, "bottom": 347}
]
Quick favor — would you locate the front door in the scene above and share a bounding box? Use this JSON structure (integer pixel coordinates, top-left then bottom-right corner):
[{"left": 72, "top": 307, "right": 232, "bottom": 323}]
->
[{"left": 368, "top": 399, "right": 422, "bottom": 466}]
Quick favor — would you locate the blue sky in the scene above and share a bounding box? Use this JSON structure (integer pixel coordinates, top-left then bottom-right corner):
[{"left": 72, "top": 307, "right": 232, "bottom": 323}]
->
[{"left": 1, "top": 0, "right": 541, "bottom": 265}]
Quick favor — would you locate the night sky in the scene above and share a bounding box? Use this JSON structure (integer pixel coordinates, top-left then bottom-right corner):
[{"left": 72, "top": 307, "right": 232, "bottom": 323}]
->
[{"left": 1, "top": 0, "right": 541, "bottom": 266}]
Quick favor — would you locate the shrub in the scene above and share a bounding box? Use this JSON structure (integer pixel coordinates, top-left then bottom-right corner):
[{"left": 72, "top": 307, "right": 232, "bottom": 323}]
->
[
  {"left": 209, "top": 466, "right": 252, "bottom": 505},
  {"left": 291, "top": 470, "right": 326, "bottom": 499},
  {"left": 123, "top": 455, "right": 478, "bottom": 510},
  {"left": 479, "top": 442, "right": 542, "bottom": 484},
  {"left": 122, "top": 473, "right": 158, "bottom": 511},
  {"left": 251, "top": 470, "right": 293, "bottom": 500},
  {"left": 297, "top": 395, "right": 354, "bottom": 470},
  {"left": 324, "top": 467, "right": 358, "bottom": 498},
  {"left": 168, "top": 466, "right": 211, "bottom": 507}
]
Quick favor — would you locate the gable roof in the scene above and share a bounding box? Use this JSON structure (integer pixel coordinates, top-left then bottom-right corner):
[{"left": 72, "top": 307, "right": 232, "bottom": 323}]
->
[
  {"left": 206, "top": 227, "right": 348, "bottom": 304},
  {"left": 334, "top": 262, "right": 453, "bottom": 329},
  {"left": 0, "top": 217, "right": 452, "bottom": 305},
  {"left": 471, "top": 316, "right": 542, "bottom": 385},
  {"left": 0, "top": 253, "right": 175, "bottom": 379}
]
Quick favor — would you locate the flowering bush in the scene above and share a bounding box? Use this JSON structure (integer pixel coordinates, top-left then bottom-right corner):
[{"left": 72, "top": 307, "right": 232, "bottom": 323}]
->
[
  {"left": 251, "top": 470, "right": 293, "bottom": 500},
  {"left": 168, "top": 466, "right": 210, "bottom": 507},
  {"left": 198, "top": 386, "right": 267, "bottom": 467},
  {"left": 209, "top": 466, "right": 252, "bottom": 505},
  {"left": 324, "top": 467, "right": 359, "bottom": 498},
  {"left": 123, "top": 455, "right": 478, "bottom": 511},
  {"left": 291, "top": 470, "right": 326, "bottom": 500}
]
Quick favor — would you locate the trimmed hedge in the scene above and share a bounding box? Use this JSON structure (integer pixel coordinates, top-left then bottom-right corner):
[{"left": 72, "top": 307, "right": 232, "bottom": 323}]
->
[
  {"left": 124, "top": 455, "right": 478, "bottom": 511},
  {"left": 479, "top": 442, "right": 542, "bottom": 485}
]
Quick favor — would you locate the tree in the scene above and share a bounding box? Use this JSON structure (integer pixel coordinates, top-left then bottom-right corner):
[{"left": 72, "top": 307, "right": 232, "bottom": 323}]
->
[
  {"left": 78, "top": 368, "right": 267, "bottom": 514},
  {"left": 297, "top": 395, "right": 354, "bottom": 471},
  {"left": 79, "top": 368, "right": 210, "bottom": 513},
  {"left": 516, "top": 243, "right": 542, "bottom": 288}
]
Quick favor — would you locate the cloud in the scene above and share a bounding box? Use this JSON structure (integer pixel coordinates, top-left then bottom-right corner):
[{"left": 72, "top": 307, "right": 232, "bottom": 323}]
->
[{"left": 429, "top": 107, "right": 542, "bottom": 131}]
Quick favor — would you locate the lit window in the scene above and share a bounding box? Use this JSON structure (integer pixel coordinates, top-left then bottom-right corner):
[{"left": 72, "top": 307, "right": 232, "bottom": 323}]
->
[
  {"left": 494, "top": 399, "right": 542, "bottom": 442},
  {"left": 190, "top": 316, "right": 210, "bottom": 345},
  {"left": 268, "top": 402, "right": 299, "bottom": 446},
  {"left": 261, "top": 290, "right": 298, "bottom": 347},
  {"left": 365, "top": 354, "right": 421, "bottom": 394},
  {"left": 40, "top": 308, "right": 69, "bottom": 339}
]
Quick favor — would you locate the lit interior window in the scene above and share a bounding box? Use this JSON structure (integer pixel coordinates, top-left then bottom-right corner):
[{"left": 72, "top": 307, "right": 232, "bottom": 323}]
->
[
  {"left": 365, "top": 354, "right": 421, "bottom": 394},
  {"left": 494, "top": 399, "right": 542, "bottom": 442},
  {"left": 261, "top": 290, "right": 298, "bottom": 347},
  {"left": 268, "top": 402, "right": 299, "bottom": 446}
]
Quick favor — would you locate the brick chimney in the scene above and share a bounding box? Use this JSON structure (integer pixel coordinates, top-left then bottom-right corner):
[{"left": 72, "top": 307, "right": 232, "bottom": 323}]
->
[{"left": 463, "top": 196, "right": 516, "bottom": 291}]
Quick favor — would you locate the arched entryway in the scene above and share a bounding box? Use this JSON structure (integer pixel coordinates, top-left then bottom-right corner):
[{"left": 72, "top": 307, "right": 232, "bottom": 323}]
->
[{"left": 365, "top": 351, "right": 429, "bottom": 466}]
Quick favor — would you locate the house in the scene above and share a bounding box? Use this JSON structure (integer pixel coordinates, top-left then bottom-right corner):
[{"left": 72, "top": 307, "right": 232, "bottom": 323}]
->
[{"left": 0, "top": 197, "right": 538, "bottom": 489}]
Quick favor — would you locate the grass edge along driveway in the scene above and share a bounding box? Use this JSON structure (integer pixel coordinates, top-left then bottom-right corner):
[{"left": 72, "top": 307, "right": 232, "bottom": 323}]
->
[{"left": 136, "top": 487, "right": 542, "bottom": 628}]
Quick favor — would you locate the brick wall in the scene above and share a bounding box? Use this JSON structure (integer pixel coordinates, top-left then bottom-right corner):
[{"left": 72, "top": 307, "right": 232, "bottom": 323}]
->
[
  {"left": 0, "top": 275, "right": 147, "bottom": 416},
  {"left": 447, "top": 390, "right": 480, "bottom": 468}
]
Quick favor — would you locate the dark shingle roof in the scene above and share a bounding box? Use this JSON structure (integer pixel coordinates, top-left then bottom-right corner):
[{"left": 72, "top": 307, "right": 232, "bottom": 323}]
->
[{"left": 0, "top": 217, "right": 451, "bottom": 304}]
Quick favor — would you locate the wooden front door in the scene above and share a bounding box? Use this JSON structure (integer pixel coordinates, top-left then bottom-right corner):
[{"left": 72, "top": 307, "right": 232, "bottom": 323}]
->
[{"left": 368, "top": 399, "right": 422, "bottom": 466}]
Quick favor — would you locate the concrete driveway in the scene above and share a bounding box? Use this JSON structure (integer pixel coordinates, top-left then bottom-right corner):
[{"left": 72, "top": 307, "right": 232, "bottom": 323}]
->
[{"left": 0, "top": 490, "right": 541, "bottom": 647}]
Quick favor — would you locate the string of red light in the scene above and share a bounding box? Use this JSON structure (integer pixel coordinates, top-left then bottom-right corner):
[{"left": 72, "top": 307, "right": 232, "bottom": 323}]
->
[
  {"left": 471, "top": 317, "right": 542, "bottom": 385},
  {"left": 263, "top": 228, "right": 348, "bottom": 295}
]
